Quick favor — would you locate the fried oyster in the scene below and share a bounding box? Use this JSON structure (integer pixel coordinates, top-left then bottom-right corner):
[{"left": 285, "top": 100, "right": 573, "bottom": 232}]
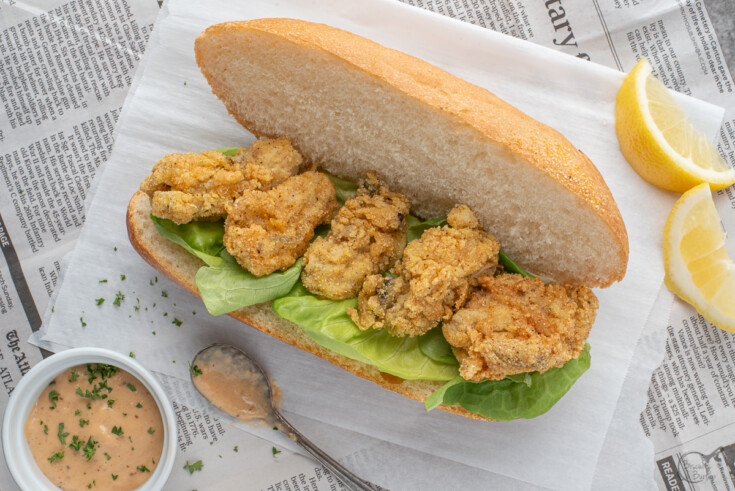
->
[
  {"left": 223, "top": 172, "right": 339, "bottom": 276},
  {"left": 350, "top": 205, "right": 500, "bottom": 337},
  {"left": 301, "top": 172, "right": 410, "bottom": 300},
  {"left": 140, "top": 151, "right": 248, "bottom": 224},
  {"left": 140, "top": 138, "right": 302, "bottom": 224},
  {"left": 232, "top": 137, "right": 303, "bottom": 191},
  {"left": 442, "top": 274, "right": 598, "bottom": 381}
]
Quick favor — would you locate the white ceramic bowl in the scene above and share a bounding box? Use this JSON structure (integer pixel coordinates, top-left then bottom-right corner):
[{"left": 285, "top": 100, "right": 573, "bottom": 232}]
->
[{"left": 2, "top": 348, "right": 177, "bottom": 490}]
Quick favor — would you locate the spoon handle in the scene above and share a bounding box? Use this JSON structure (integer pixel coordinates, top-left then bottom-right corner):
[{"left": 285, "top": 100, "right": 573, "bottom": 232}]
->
[{"left": 274, "top": 412, "right": 382, "bottom": 491}]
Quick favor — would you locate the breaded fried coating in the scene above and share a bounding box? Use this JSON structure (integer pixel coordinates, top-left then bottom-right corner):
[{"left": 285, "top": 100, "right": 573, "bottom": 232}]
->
[
  {"left": 232, "top": 137, "right": 303, "bottom": 190},
  {"left": 223, "top": 172, "right": 338, "bottom": 276},
  {"left": 140, "top": 139, "right": 302, "bottom": 224},
  {"left": 350, "top": 205, "right": 500, "bottom": 336},
  {"left": 301, "top": 172, "right": 410, "bottom": 299},
  {"left": 141, "top": 151, "right": 248, "bottom": 224},
  {"left": 443, "top": 274, "right": 598, "bottom": 382}
]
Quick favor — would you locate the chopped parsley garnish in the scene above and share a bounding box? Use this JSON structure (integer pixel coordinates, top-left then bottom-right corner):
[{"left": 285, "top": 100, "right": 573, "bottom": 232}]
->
[
  {"left": 233, "top": 446, "right": 238, "bottom": 452},
  {"left": 76, "top": 387, "right": 107, "bottom": 400},
  {"left": 79, "top": 419, "right": 89, "bottom": 427},
  {"left": 161, "top": 291, "right": 168, "bottom": 298},
  {"left": 190, "top": 365, "right": 203, "bottom": 377},
  {"left": 69, "top": 435, "right": 83, "bottom": 451},
  {"left": 49, "top": 390, "right": 59, "bottom": 409},
  {"left": 57, "top": 423, "right": 69, "bottom": 444},
  {"left": 48, "top": 451, "right": 64, "bottom": 463},
  {"left": 126, "top": 383, "right": 137, "bottom": 392},
  {"left": 75, "top": 409, "right": 82, "bottom": 416},
  {"left": 113, "top": 291, "right": 125, "bottom": 306},
  {"left": 136, "top": 403, "right": 143, "bottom": 408},
  {"left": 183, "top": 460, "right": 203, "bottom": 474},
  {"left": 107, "top": 400, "right": 115, "bottom": 408},
  {"left": 147, "top": 427, "right": 155, "bottom": 434},
  {"left": 82, "top": 437, "right": 98, "bottom": 461},
  {"left": 69, "top": 369, "right": 79, "bottom": 382},
  {"left": 137, "top": 465, "right": 151, "bottom": 473},
  {"left": 272, "top": 447, "right": 281, "bottom": 456},
  {"left": 95, "top": 298, "right": 105, "bottom": 306},
  {"left": 43, "top": 424, "right": 48, "bottom": 435},
  {"left": 80, "top": 317, "right": 87, "bottom": 327},
  {"left": 104, "top": 452, "right": 111, "bottom": 461},
  {"left": 99, "top": 279, "right": 108, "bottom": 283},
  {"left": 120, "top": 274, "right": 126, "bottom": 281},
  {"left": 111, "top": 474, "right": 118, "bottom": 481},
  {"left": 112, "top": 426, "right": 123, "bottom": 436},
  {"left": 172, "top": 318, "right": 182, "bottom": 326}
]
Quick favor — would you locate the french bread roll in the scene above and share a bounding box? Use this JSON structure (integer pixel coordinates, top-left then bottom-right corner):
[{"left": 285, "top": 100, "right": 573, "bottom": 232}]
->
[
  {"left": 194, "top": 18, "right": 628, "bottom": 287},
  {"left": 128, "top": 19, "right": 629, "bottom": 419}
]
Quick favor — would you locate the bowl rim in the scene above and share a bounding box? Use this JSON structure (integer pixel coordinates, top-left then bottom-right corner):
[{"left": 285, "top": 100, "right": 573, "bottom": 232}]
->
[{"left": 2, "top": 347, "right": 177, "bottom": 490}]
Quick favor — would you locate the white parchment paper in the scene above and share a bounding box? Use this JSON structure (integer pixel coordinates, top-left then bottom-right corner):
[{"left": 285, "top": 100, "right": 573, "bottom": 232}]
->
[{"left": 36, "top": 0, "right": 725, "bottom": 489}]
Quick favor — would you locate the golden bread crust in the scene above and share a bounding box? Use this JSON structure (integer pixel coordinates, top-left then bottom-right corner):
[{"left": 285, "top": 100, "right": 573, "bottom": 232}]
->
[{"left": 194, "top": 19, "right": 628, "bottom": 287}]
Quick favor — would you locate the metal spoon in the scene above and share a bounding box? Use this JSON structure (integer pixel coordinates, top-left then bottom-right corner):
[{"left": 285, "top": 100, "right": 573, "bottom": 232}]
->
[{"left": 191, "top": 344, "right": 382, "bottom": 491}]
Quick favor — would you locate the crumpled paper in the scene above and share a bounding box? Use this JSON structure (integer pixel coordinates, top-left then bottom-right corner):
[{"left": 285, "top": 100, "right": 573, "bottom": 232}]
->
[{"left": 36, "top": 0, "right": 724, "bottom": 489}]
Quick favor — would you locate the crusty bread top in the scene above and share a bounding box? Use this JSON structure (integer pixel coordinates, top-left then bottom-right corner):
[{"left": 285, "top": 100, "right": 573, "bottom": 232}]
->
[
  {"left": 194, "top": 18, "right": 628, "bottom": 287},
  {"left": 127, "top": 190, "right": 486, "bottom": 420}
]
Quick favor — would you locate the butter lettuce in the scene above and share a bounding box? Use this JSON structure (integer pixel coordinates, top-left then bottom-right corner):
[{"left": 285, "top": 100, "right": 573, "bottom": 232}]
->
[
  {"left": 405, "top": 216, "right": 447, "bottom": 243},
  {"left": 325, "top": 173, "right": 358, "bottom": 206},
  {"left": 195, "top": 253, "right": 303, "bottom": 316},
  {"left": 151, "top": 166, "right": 586, "bottom": 420},
  {"left": 272, "top": 283, "right": 459, "bottom": 381},
  {"left": 425, "top": 344, "right": 591, "bottom": 420},
  {"left": 150, "top": 215, "right": 225, "bottom": 266},
  {"left": 150, "top": 211, "right": 303, "bottom": 315},
  {"left": 215, "top": 147, "right": 240, "bottom": 157}
]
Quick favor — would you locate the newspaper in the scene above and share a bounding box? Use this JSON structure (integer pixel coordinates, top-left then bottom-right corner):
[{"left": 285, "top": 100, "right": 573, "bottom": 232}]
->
[
  {"left": 0, "top": 0, "right": 732, "bottom": 489},
  {"left": 400, "top": 1, "right": 735, "bottom": 489}
]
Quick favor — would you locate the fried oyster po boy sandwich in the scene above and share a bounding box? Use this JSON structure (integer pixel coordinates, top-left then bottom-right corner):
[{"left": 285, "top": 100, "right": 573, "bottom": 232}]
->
[{"left": 127, "top": 19, "right": 628, "bottom": 421}]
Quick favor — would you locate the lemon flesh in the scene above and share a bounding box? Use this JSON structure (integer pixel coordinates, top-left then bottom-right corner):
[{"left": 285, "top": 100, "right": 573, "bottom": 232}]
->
[
  {"left": 664, "top": 183, "right": 735, "bottom": 331},
  {"left": 616, "top": 58, "right": 735, "bottom": 192}
]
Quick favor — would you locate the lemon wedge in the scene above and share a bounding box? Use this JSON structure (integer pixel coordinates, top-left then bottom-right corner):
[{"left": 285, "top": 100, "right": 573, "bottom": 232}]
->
[
  {"left": 664, "top": 183, "right": 735, "bottom": 331},
  {"left": 616, "top": 58, "right": 735, "bottom": 192}
]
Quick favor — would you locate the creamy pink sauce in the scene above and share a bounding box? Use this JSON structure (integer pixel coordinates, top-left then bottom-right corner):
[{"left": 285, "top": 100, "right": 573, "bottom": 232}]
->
[
  {"left": 24, "top": 364, "right": 164, "bottom": 491},
  {"left": 192, "top": 347, "right": 281, "bottom": 427}
]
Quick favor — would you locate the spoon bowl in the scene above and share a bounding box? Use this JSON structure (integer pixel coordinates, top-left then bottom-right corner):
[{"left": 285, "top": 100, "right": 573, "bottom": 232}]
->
[{"left": 191, "top": 344, "right": 381, "bottom": 491}]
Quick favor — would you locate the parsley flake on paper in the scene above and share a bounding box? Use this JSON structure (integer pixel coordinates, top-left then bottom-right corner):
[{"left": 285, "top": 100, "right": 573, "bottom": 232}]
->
[
  {"left": 113, "top": 291, "right": 125, "bottom": 306},
  {"left": 183, "top": 460, "right": 203, "bottom": 474}
]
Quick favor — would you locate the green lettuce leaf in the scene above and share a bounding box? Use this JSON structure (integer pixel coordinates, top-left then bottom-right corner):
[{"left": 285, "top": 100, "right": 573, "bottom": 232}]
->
[
  {"left": 195, "top": 254, "right": 304, "bottom": 316},
  {"left": 272, "top": 284, "right": 459, "bottom": 381},
  {"left": 325, "top": 174, "right": 358, "bottom": 206},
  {"left": 405, "top": 216, "right": 447, "bottom": 243},
  {"left": 426, "top": 344, "right": 591, "bottom": 420},
  {"left": 498, "top": 251, "right": 535, "bottom": 278},
  {"left": 150, "top": 215, "right": 225, "bottom": 267},
  {"left": 417, "top": 326, "right": 458, "bottom": 365},
  {"left": 215, "top": 147, "right": 240, "bottom": 157}
]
